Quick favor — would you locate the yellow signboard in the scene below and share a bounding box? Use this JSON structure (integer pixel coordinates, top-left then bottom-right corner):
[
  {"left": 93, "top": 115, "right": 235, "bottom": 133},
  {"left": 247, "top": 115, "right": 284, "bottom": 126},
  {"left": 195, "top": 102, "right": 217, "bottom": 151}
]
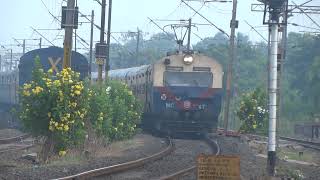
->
[
  {"left": 96, "top": 58, "right": 105, "bottom": 65},
  {"left": 197, "top": 155, "right": 240, "bottom": 180}
]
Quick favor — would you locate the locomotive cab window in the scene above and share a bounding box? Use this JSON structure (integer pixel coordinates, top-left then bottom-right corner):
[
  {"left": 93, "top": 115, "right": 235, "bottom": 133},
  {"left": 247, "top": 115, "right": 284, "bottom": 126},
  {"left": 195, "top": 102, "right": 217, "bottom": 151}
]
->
[{"left": 163, "top": 71, "right": 213, "bottom": 87}]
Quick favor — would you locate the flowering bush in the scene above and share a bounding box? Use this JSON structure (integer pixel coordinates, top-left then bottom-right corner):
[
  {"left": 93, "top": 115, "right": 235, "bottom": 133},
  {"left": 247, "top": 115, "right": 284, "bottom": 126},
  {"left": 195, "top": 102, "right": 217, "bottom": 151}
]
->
[
  {"left": 237, "top": 88, "right": 268, "bottom": 134},
  {"left": 19, "top": 57, "right": 89, "bottom": 156},
  {"left": 19, "top": 57, "right": 143, "bottom": 160},
  {"left": 89, "top": 81, "right": 142, "bottom": 141}
]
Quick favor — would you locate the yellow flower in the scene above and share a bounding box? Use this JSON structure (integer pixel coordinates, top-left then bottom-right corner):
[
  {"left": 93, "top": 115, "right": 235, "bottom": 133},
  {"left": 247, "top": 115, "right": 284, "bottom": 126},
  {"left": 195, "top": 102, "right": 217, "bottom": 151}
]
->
[
  {"left": 70, "top": 93, "right": 75, "bottom": 97},
  {"left": 64, "top": 125, "right": 69, "bottom": 131},
  {"left": 71, "top": 102, "right": 77, "bottom": 107},
  {"left": 98, "top": 116, "right": 103, "bottom": 121},
  {"left": 49, "top": 125, "right": 54, "bottom": 131},
  {"left": 55, "top": 122, "right": 58, "bottom": 127},
  {"left": 59, "top": 150, "right": 67, "bottom": 156},
  {"left": 100, "top": 112, "right": 103, "bottom": 116},
  {"left": 23, "top": 83, "right": 32, "bottom": 90},
  {"left": 48, "top": 69, "right": 53, "bottom": 73},
  {"left": 128, "top": 91, "right": 133, "bottom": 96},
  {"left": 23, "top": 90, "right": 31, "bottom": 97},
  {"left": 32, "top": 86, "right": 43, "bottom": 95},
  {"left": 54, "top": 80, "right": 61, "bottom": 87},
  {"left": 80, "top": 114, "right": 84, "bottom": 118},
  {"left": 119, "top": 122, "right": 123, "bottom": 126},
  {"left": 74, "top": 90, "right": 81, "bottom": 95},
  {"left": 66, "top": 113, "right": 71, "bottom": 118},
  {"left": 69, "top": 80, "right": 73, "bottom": 84},
  {"left": 114, "top": 127, "right": 118, "bottom": 131}
]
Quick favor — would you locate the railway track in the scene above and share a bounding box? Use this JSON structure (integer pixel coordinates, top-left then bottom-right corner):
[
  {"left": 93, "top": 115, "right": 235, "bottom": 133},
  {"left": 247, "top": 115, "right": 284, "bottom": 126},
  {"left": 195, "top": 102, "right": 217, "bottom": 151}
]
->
[
  {"left": 54, "top": 137, "right": 174, "bottom": 180},
  {"left": 54, "top": 134, "right": 219, "bottom": 180},
  {"left": 279, "top": 136, "right": 320, "bottom": 151},
  {"left": 245, "top": 133, "right": 320, "bottom": 151},
  {"left": 158, "top": 134, "right": 220, "bottom": 180},
  {"left": 0, "top": 133, "right": 34, "bottom": 154}
]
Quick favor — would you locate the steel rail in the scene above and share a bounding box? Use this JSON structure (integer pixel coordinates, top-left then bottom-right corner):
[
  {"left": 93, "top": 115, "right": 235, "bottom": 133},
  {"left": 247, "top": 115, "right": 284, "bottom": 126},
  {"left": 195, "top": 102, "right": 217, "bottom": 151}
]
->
[
  {"left": 244, "top": 133, "right": 320, "bottom": 151},
  {"left": 53, "top": 137, "right": 174, "bottom": 180},
  {"left": 158, "top": 134, "right": 220, "bottom": 180},
  {"left": 0, "top": 144, "right": 34, "bottom": 154},
  {"left": 0, "top": 134, "right": 30, "bottom": 144}
]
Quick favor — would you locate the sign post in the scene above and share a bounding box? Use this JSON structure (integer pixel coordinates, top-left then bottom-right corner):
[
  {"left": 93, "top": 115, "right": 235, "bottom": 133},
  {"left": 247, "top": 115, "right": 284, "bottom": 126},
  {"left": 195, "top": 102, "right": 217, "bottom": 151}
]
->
[{"left": 197, "top": 155, "right": 240, "bottom": 180}]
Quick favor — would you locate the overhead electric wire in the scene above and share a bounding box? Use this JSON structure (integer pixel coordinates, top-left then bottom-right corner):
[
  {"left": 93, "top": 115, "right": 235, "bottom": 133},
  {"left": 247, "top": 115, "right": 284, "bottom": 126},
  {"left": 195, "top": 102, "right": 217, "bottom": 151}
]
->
[
  {"left": 39, "top": 0, "right": 89, "bottom": 48},
  {"left": 244, "top": 20, "right": 268, "bottom": 42},
  {"left": 292, "top": 1, "right": 320, "bottom": 29},
  {"left": 182, "top": 0, "right": 229, "bottom": 37},
  {"left": 30, "top": 27, "right": 55, "bottom": 46},
  {"left": 147, "top": 17, "right": 172, "bottom": 37}
]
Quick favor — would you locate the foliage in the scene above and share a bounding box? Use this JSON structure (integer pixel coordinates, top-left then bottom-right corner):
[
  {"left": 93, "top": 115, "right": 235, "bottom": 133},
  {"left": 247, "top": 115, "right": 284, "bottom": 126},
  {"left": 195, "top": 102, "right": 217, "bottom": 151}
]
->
[
  {"left": 237, "top": 88, "right": 268, "bottom": 134},
  {"left": 19, "top": 56, "right": 89, "bottom": 152},
  {"left": 88, "top": 81, "right": 142, "bottom": 141}
]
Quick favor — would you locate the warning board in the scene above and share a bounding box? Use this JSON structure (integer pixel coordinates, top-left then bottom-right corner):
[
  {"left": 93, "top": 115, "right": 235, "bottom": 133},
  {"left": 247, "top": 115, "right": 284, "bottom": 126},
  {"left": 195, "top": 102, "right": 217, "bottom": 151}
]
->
[{"left": 197, "top": 155, "right": 240, "bottom": 180}]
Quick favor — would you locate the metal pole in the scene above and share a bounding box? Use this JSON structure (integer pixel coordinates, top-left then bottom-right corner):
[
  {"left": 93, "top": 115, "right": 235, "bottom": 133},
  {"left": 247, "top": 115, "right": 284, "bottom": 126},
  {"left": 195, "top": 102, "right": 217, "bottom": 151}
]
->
[
  {"left": 98, "top": 0, "right": 106, "bottom": 83},
  {"left": 63, "top": 0, "right": 76, "bottom": 68},
  {"left": 136, "top": 27, "right": 140, "bottom": 61},
  {"left": 89, "top": 10, "right": 94, "bottom": 78},
  {"left": 224, "top": 0, "right": 237, "bottom": 132},
  {"left": 267, "top": 22, "right": 279, "bottom": 176},
  {"left": 74, "top": 0, "right": 77, "bottom": 53},
  {"left": 105, "top": 0, "right": 112, "bottom": 81},
  {"left": 39, "top": 38, "right": 42, "bottom": 48},
  {"left": 0, "top": 55, "right": 2, "bottom": 72},
  {"left": 10, "top": 49, "right": 12, "bottom": 71},
  {"left": 23, "top": 39, "right": 26, "bottom": 54},
  {"left": 187, "top": 18, "right": 192, "bottom": 52}
]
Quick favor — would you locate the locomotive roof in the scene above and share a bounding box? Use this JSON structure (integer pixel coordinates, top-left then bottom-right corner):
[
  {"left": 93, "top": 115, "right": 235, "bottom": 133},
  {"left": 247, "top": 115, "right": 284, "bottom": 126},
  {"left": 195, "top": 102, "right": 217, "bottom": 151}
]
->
[{"left": 91, "top": 65, "right": 149, "bottom": 79}]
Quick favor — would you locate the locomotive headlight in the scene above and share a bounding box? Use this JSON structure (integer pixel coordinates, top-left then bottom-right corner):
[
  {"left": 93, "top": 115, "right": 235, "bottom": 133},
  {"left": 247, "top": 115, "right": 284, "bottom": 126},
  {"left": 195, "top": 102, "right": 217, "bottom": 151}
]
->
[
  {"left": 183, "top": 55, "right": 193, "bottom": 65},
  {"left": 161, "top": 94, "right": 167, "bottom": 101}
]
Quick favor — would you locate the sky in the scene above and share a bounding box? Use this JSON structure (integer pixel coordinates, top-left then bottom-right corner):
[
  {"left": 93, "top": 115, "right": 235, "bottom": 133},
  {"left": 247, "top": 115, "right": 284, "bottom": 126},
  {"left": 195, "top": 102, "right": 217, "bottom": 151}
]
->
[{"left": 0, "top": 0, "right": 319, "bottom": 55}]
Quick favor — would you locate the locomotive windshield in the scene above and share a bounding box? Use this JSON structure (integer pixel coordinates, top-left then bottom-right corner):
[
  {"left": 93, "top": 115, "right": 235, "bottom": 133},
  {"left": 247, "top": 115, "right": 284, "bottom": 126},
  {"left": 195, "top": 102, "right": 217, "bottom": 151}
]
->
[{"left": 164, "top": 71, "right": 213, "bottom": 87}]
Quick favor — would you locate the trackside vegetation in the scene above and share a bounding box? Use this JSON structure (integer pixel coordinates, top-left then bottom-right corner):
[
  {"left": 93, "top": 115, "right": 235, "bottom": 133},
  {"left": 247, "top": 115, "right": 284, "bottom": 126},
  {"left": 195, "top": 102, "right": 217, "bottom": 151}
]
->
[
  {"left": 18, "top": 57, "right": 142, "bottom": 161},
  {"left": 237, "top": 88, "right": 268, "bottom": 134}
]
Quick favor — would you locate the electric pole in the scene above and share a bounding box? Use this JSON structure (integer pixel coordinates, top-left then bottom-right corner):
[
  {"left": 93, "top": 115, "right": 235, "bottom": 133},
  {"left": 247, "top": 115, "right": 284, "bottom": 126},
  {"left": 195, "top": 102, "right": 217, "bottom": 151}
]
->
[
  {"left": 105, "top": 0, "right": 112, "bottom": 81},
  {"left": 136, "top": 27, "right": 140, "bottom": 61},
  {"left": 39, "top": 38, "right": 42, "bottom": 48},
  {"left": 224, "top": 0, "right": 238, "bottom": 132},
  {"left": 74, "top": 0, "right": 78, "bottom": 52},
  {"left": 23, "top": 40, "right": 26, "bottom": 54},
  {"left": 187, "top": 18, "right": 192, "bottom": 52},
  {"left": 89, "top": 10, "right": 94, "bottom": 78},
  {"left": 96, "top": 0, "right": 107, "bottom": 83},
  {"left": 62, "top": 0, "right": 76, "bottom": 68},
  {"left": 10, "top": 49, "right": 12, "bottom": 71}
]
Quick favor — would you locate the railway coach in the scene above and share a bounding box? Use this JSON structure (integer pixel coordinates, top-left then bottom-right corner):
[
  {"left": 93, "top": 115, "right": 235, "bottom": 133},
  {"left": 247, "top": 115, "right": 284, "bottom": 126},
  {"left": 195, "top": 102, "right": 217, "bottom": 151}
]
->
[
  {"left": 0, "top": 46, "right": 89, "bottom": 106},
  {"left": 93, "top": 51, "right": 224, "bottom": 134}
]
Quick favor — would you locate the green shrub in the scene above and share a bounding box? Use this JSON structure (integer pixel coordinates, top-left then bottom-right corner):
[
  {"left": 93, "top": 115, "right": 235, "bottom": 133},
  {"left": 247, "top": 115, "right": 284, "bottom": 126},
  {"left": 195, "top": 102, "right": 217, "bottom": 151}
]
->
[
  {"left": 89, "top": 81, "right": 142, "bottom": 141},
  {"left": 237, "top": 88, "right": 268, "bottom": 134}
]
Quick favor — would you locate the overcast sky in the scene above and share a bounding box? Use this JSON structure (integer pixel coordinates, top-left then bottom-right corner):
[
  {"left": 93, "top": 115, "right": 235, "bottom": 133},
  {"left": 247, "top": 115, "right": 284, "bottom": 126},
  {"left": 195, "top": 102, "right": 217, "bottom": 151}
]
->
[{"left": 0, "top": 0, "right": 319, "bottom": 54}]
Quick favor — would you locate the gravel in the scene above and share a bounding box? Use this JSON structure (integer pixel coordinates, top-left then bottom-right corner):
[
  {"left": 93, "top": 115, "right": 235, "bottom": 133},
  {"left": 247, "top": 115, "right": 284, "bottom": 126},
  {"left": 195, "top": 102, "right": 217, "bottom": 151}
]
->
[
  {"left": 100, "top": 138, "right": 213, "bottom": 180},
  {"left": 0, "top": 133, "right": 166, "bottom": 180},
  {"left": 216, "top": 134, "right": 320, "bottom": 180}
]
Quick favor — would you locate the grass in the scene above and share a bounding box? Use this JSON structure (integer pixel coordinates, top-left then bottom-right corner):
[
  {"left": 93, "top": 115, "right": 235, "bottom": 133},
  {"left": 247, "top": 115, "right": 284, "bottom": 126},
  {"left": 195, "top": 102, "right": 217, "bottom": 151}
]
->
[{"left": 278, "top": 149, "right": 314, "bottom": 162}]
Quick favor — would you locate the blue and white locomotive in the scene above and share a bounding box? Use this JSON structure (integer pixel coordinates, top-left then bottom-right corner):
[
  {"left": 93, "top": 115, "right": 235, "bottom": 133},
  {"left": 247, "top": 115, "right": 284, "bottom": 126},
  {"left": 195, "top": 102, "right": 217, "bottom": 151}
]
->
[{"left": 93, "top": 51, "right": 224, "bottom": 133}]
